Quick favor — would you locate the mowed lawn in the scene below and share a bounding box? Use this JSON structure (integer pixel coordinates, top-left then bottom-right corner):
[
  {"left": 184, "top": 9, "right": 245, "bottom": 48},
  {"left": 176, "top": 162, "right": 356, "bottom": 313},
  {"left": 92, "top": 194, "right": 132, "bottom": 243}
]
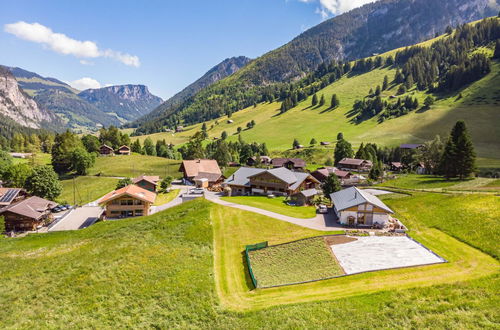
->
[
  {"left": 248, "top": 236, "right": 344, "bottom": 287},
  {"left": 11, "top": 152, "right": 52, "bottom": 165},
  {"left": 220, "top": 196, "right": 317, "bottom": 218},
  {"left": 88, "top": 154, "right": 182, "bottom": 178},
  {"left": 378, "top": 174, "right": 472, "bottom": 190},
  {"left": 58, "top": 176, "right": 118, "bottom": 205},
  {"left": 0, "top": 199, "right": 498, "bottom": 328}
]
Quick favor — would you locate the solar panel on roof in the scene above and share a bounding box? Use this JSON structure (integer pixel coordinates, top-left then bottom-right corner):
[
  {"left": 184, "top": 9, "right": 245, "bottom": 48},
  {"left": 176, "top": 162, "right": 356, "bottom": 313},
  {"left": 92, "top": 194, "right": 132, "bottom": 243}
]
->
[{"left": 0, "top": 188, "right": 20, "bottom": 203}]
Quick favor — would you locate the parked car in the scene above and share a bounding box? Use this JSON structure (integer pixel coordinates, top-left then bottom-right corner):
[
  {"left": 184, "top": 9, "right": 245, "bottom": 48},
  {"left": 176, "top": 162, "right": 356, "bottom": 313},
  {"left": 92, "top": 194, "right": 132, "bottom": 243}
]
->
[
  {"left": 51, "top": 206, "right": 62, "bottom": 213},
  {"left": 317, "top": 205, "right": 328, "bottom": 214}
]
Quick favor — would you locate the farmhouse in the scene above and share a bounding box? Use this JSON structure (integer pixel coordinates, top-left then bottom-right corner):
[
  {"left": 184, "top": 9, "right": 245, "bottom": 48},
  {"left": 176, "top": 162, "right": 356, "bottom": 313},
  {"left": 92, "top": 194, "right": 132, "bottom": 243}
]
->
[
  {"left": 311, "top": 167, "right": 352, "bottom": 184},
  {"left": 290, "top": 188, "right": 319, "bottom": 206},
  {"left": 247, "top": 155, "right": 271, "bottom": 166},
  {"left": 179, "top": 159, "right": 223, "bottom": 187},
  {"left": 390, "top": 162, "right": 403, "bottom": 172},
  {"left": 0, "top": 196, "right": 57, "bottom": 232},
  {"left": 330, "top": 187, "right": 394, "bottom": 227},
  {"left": 99, "top": 144, "right": 115, "bottom": 156},
  {"left": 117, "top": 145, "right": 131, "bottom": 155},
  {"left": 99, "top": 184, "right": 156, "bottom": 218},
  {"left": 337, "top": 158, "right": 372, "bottom": 172},
  {"left": 271, "top": 158, "right": 306, "bottom": 171},
  {"left": 132, "top": 175, "right": 160, "bottom": 192},
  {"left": 224, "top": 166, "right": 320, "bottom": 196}
]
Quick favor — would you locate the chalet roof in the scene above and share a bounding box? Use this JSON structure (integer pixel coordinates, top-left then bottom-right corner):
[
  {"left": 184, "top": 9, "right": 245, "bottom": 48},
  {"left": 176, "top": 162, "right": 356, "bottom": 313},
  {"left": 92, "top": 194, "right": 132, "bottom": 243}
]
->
[
  {"left": 330, "top": 187, "right": 393, "bottom": 214},
  {"left": 0, "top": 196, "right": 57, "bottom": 220},
  {"left": 271, "top": 158, "right": 306, "bottom": 168},
  {"left": 180, "top": 159, "right": 221, "bottom": 178},
  {"left": 399, "top": 143, "right": 423, "bottom": 149},
  {"left": 99, "top": 184, "right": 156, "bottom": 204},
  {"left": 132, "top": 175, "right": 160, "bottom": 186},
  {"left": 298, "top": 188, "right": 319, "bottom": 198},
  {"left": 226, "top": 167, "right": 319, "bottom": 189},
  {"left": 391, "top": 162, "right": 403, "bottom": 168},
  {"left": 118, "top": 145, "right": 130, "bottom": 150},
  {"left": 338, "top": 158, "right": 367, "bottom": 166},
  {"left": 100, "top": 144, "right": 114, "bottom": 151},
  {"left": 224, "top": 167, "right": 265, "bottom": 186},
  {"left": 0, "top": 188, "right": 23, "bottom": 206},
  {"left": 194, "top": 172, "right": 222, "bottom": 183}
]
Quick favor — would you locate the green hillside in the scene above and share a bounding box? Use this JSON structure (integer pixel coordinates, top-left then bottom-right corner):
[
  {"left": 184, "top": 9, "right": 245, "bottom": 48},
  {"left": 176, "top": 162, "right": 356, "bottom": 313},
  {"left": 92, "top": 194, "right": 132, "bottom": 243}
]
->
[
  {"left": 131, "top": 54, "right": 500, "bottom": 160},
  {"left": 0, "top": 194, "right": 498, "bottom": 327}
]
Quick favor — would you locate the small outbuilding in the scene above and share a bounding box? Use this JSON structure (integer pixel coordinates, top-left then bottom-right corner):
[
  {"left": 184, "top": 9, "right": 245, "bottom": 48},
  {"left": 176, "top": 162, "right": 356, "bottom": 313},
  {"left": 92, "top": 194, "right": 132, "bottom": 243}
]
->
[
  {"left": 117, "top": 145, "right": 131, "bottom": 155},
  {"left": 291, "top": 188, "right": 319, "bottom": 206},
  {"left": 99, "top": 144, "right": 115, "bottom": 156},
  {"left": 132, "top": 175, "right": 160, "bottom": 192}
]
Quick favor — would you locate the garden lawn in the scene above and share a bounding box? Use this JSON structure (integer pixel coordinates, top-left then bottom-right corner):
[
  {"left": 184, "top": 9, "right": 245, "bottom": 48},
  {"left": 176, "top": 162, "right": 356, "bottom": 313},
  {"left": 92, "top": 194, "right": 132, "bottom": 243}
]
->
[
  {"left": 58, "top": 176, "right": 118, "bottom": 205},
  {"left": 153, "top": 189, "right": 180, "bottom": 206},
  {"left": 11, "top": 152, "right": 51, "bottom": 166},
  {"left": 378, "top": 174, "right": 468, "bottom": 190},
  {"left": 248, "top": 237, "right": 343, "bottom": 287},
  {"left": 220, "top": 196, "right": 316, "bottom": 218},
  {"left": 88, "top": 154, "right": 182, "bottom": 178}
]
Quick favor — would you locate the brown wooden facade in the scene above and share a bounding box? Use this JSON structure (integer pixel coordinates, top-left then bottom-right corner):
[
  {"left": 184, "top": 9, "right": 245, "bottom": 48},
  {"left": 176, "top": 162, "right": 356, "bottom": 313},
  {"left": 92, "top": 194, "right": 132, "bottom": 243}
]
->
[
  {"left": 103, "top": 195, "right": 152, "bottom": 218},
  {"left": 2, "top": 210, "right": 53, "bottom": 232},
  {"left": 249, "top": 172, "right": 317, "bottom": 195}
]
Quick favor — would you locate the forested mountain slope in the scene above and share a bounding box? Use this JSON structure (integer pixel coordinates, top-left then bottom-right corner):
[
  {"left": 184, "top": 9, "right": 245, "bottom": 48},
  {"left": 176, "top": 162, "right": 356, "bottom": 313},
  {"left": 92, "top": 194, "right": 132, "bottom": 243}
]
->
[
  {"left": 133, "top": 0, "right": 499, "bottom": 134},
  {"left": 129, "top": 56, "right": 251, "bottom": 128},
  {"left": 130, "top": 18, "right": 500, "bottom": 160}
]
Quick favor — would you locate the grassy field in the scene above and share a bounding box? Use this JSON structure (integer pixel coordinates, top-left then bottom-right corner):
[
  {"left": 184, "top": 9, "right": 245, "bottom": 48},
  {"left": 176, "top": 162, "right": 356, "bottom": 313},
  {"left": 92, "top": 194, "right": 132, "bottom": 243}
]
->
[
  {"left": 89, "top": 154, "right": 182, "bottom": 178},
  {"left": 378, "top": 174, "right": 500, "bottom": 192},
  {"left": 248, "top": 236, "right": 344, "bottom": 287},
  {"left": 220, "top": 196, "right": 317, "bottom": 218},
  {"left": 0, "top": 197, "right": 498, "bottom": 327},
  {"left": 153, "top": 189, "right": 179, "bottom": 206},
  {"left": 58, "top": 176, "right": 118, "bottom": 205},
  {"left": 11, "top": 152, "right": 52, "bottom": 166}
]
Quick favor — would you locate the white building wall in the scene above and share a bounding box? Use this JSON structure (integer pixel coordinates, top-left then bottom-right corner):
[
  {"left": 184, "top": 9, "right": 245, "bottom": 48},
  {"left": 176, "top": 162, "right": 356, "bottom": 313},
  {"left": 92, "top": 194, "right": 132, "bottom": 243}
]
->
[
  {"left": 339, "top": 211, "right": 357, "bottom": 225},
  {"left": 372, "top": 213, "right": 390, "bottom": 225}
]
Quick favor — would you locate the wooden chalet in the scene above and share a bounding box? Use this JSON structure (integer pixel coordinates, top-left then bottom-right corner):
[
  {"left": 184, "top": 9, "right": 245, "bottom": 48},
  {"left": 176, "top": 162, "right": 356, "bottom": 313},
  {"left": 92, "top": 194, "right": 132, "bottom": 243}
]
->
[
  {"left": 117, "top": 145, "right": 131, "bottom": 155},
  {"left": 179, "top": 159, "right": 223, "bottom": 187},
  {"left": 0, "top": 188, "right": 27, "bottom": 208},
  {"left": 0, "top": 196, "right": 57, "bottom": 232},
  {"left": 311, "top": 167, "right": 352, "bottom": 184},
  {"left": 247, "top": 155, "right": 271, "bottom": 166},
  {"left": 337, "top": 158, "right": 372, "bottom": 172},
  {"left": 99, "top": 144, "right": 115, "bottom": 156},
  {"left": 99, "top": 184, "right": 156, "bottom": 218},
  {"left": 132, "top": 175, "right": 160, "bottom": 192},
  {"left": 271, "top": 158, "right": 306, "bottom": 171}
]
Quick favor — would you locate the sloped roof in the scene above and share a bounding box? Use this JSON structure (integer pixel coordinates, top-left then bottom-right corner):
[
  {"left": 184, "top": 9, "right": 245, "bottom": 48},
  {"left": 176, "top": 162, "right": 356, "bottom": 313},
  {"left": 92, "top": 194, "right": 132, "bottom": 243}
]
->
[
  {"left": 265, "top": 167, "right": 298, "bottom": 184},
  {"left": 180, "top": 159, "right": 221, "bottom": 178},
  {"left": 224, "top": 167, "right": 266, "bottom": 186},
  {"left": 329, "top": 187, "right": 393, "bottom": 213},
  {"left": 313, "top": 167, "right": 351, "bottom": 179},
  {"left": 0, "top": 188, "right": 23, "bottom": 206},
  {"left": 338, "top": 158, "right": 366, "bottom": 166},
  {"left": 99, "top": 184, "right": 156, "bottom": 204},
  {"left": 400, "top": 143, "right": 423, "bottom": 149},
  {"left": 271, "top": 158, "right": 306, "bottom": 168},
  {"left": 100, "top": 144, "right": 114, "bottom": 151},
  {"left": 118, "top": 145, "right": 130, "bottom": 150},
  {"left": 194, "top": 172, "right": 222, "bottom": 182},
  {"left": 132, "top": 175, "right": 160, "bottom": 185},
  {"left": 289, "top": 172, "right": 316, "bottom": 190},
  {"left": 0, "top": 196, "right": 57, "bottom": 220},
  {"left": 298, "top": 188, "right": 319, "bottom": 197}
]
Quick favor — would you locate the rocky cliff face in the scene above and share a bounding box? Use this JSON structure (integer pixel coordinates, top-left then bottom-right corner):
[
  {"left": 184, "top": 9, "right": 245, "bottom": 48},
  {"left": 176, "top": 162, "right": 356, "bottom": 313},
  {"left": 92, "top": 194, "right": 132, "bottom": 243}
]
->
[
  {"left": 0, "top": 66, "right": 56, "bottom": 128},
  {"left": 78, "top": 85, "right": 163, "bottom": 121}
]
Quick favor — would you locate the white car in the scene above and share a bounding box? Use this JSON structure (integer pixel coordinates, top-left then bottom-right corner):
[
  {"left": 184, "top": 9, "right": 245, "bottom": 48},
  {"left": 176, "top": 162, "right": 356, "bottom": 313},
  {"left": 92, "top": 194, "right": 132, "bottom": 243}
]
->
[{"left": 317, "top": 205, "right": 328, "bottom": 214}]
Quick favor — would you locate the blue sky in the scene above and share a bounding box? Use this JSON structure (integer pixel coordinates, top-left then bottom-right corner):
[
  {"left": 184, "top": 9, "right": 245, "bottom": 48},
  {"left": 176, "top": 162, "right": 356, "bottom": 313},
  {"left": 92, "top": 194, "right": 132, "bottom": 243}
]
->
[{"left": 0, "top": 0, "right": 374, "bottom": 99}]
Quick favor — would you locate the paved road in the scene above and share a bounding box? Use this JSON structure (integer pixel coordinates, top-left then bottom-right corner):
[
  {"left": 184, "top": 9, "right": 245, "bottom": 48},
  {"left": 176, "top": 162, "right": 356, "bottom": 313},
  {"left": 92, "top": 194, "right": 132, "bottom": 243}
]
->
[
  {"left": 49, "top": 206, "right": 104, "bottom": 231},
  {"left": 150, "top": 185, "right": 188, "bottom": 214},
  {"left": 204, "top": 191, "right": 344, "bottom": 231}
]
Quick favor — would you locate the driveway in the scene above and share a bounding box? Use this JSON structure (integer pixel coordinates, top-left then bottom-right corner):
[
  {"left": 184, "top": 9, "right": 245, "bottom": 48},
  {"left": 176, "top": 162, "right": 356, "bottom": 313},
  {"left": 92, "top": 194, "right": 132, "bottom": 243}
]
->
[
  {"left": 204, "top": 191, "right": 344, "bottom": 231},
  {"left": 150, "top": 185, "right": 189, "bottom": 214},
  {"left": 49, "top": 206, "right": 104, "bottom": 231}
]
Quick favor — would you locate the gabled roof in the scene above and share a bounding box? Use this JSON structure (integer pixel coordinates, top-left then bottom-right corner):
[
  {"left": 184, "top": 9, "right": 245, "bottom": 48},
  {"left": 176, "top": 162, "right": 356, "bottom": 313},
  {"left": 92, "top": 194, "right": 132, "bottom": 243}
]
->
[
  {"left": 132, "top": 175, "right": 160, "bottom": 186},
  {"left": 0, "top": 196, "right": 57, "bottom": 220},
  {"left": 313, "top": 167, "right": 351, "bottom": 179},
  {"left": 271, "top": 158, "right": 306, "bottom": 168},
  {"left": 289, "top": 172, "right": 316, "bottom": 190},
  {"left": 400, "top": 143, "right": 423, "bottom": 149},
  {"left": 338, "top": 158, "right": 369, "bottom": 166},
  {"left": 100, "top": 144, "right": 114, "bottom": 151},
  {"left": 297, "top": 188, "right": 319, "bottom": 198},
  {"left": 329, "top": 187, "right": 393, "bottom": 213},
  {"left": 224, "top": 167, "right": 266, "bottom": 186},
  {"left": 180, "top": 159, "right": 221, "bottom": 178},
  {"left": 99, "top": 184, "right": 156, "bottom": 204},
  {"left": 118, "top": 145, "right": 130, "bottom": 150},
  {"left": 194, "top": 172, "right": 222, "bottom": 183}
]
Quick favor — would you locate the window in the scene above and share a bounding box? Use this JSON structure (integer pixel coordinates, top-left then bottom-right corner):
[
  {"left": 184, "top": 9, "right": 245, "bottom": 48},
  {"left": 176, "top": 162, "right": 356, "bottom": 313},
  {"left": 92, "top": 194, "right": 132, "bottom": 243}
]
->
[
  {"left": 357, "top": 204, "right": 365, "bottom": 211},
  {"left": 366, "top": 204, "right": 373, "bottom": 211}
]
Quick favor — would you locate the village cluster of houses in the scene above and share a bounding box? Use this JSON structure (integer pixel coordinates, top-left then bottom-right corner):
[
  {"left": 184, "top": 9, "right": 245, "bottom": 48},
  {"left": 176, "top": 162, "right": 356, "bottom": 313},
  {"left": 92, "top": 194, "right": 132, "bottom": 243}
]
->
[{"left": 98, "top": 144, "right": 131, "bottom": 156}]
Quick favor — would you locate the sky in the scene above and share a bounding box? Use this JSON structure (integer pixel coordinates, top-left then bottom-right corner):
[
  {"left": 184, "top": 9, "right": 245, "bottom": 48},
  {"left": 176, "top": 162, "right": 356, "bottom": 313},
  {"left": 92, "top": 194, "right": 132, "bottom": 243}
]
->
[{"left": 0, "top": 0, "right": 375, "bottom": 99}]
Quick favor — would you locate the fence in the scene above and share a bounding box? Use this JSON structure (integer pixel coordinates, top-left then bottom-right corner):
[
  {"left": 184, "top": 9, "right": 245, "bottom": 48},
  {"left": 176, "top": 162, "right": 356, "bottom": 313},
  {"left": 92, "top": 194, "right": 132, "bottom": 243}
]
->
[{"left": 245, "top": 241, "right": 268, "bottom": 289}]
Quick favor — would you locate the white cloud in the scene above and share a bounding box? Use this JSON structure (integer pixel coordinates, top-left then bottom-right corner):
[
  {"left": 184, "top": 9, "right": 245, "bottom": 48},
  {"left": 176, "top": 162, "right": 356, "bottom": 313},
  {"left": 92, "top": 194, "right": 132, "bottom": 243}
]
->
[
  {"left": 4, "top": 21, "right": 140, "bottom": 67},
  {"left": 70, "top": 77, "right": 101, "bottom": 90},
  {"left": 79, "top": 59, "right": 94, "bottom": 66},
  {"left": 299, "top": 0, "right": 376, "bottom": 19}
]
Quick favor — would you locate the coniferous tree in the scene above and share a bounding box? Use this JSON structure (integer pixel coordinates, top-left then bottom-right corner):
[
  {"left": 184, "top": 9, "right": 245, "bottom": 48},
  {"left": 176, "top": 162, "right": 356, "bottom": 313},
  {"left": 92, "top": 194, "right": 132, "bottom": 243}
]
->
[
  {"left": 310, "top": 138, "right": 317, "bottom": 145},
  {"left": 311, "top": 94, "right": 318, "bottom": 106},
  {"left": 131, "top": 139, "right": 142, "bottom": 153},
  {"left": 382, "top": 75, "right": 389, "bottom": 90},
  {"left": 322, "top": 173, "right": 341, "bottom": 197},
  {"left": 331, "top": 94, "right": 339, "bottom": 108},
  {"left": 319, "top": 94, "right": 325, "bottom": 106},
  {"left": 292, "top": 138, "right": 300, "bottom": 149},
  {"left": 375, "top": 85, "right": 381, "bottom": 96},
  {"left": 336, "top": 132, "right": 344, "bottom": 141},
  {"left": 451, "top": 121, "right": 476, "bottom": 179},
  {"left": 334, "top": 138, "right": 353, "bottom": 164},
  {"left": 493, "top": 39, "right": 500, "bottom": 59}
]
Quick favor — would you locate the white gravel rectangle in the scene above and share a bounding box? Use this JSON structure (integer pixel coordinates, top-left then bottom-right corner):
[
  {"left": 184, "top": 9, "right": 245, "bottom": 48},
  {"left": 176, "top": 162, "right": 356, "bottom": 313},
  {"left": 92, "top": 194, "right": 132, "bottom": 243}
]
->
[{"left": 331, "top": 236, "right": 445, "bottom": 274}]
